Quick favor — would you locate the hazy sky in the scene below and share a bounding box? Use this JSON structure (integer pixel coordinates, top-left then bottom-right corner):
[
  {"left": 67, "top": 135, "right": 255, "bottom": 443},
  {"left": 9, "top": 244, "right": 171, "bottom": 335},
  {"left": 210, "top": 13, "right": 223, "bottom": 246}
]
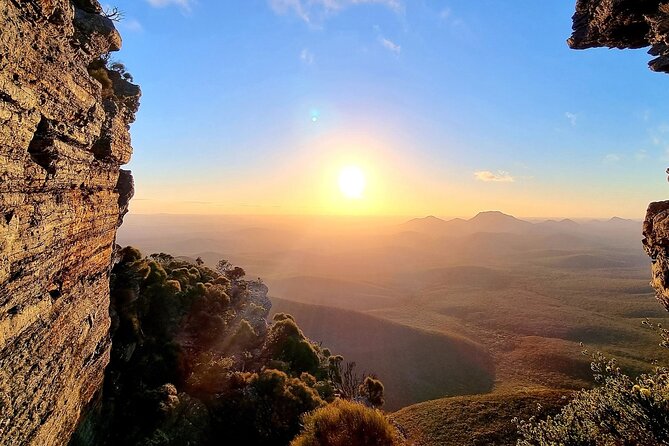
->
[{"left": 111, "top": 0, "right": 669, "bottom": 218}]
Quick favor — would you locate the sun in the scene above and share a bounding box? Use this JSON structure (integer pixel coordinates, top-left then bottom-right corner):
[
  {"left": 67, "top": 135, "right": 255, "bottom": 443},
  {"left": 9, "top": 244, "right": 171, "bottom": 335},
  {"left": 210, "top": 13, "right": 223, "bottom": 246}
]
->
[{"left": 338, "top": 165, "right": 366, "bottom": 199}]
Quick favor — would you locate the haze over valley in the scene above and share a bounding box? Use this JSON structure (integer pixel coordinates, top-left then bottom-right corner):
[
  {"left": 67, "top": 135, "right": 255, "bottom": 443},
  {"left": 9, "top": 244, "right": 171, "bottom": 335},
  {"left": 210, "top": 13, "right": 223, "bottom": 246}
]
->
[{"left": 119, "top": 211, "right": 668, "bottom": 411}]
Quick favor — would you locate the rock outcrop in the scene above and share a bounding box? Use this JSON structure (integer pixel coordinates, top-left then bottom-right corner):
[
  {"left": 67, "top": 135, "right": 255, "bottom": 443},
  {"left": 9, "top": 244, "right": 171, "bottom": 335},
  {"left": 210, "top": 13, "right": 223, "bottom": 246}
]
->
[
  {"left": 569, "top": 1, "right": 669, "bottom": 73},
  {"left": 643, "top": 200, "right": 669, "bottom": 311},
  {"left": 0, "top": 1, "right": 139, "bottom": 445},
  {"left": 569, "top": 1, "right": 669, "bottom": 310}
]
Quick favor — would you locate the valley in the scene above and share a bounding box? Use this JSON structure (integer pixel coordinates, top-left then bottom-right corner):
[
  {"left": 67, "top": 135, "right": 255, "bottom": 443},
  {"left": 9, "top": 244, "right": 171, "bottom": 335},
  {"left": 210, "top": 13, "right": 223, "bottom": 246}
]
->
[{"left": 119, "top": 211, "right": 669, "bottom": 417}]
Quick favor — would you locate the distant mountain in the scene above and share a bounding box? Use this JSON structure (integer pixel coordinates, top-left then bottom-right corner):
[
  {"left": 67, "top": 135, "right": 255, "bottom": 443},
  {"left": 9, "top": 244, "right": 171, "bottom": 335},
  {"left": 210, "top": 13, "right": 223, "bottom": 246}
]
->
[
  {"left": 401, "top": 211, "right": 641, "bottom": 239},
  {"left": 534, "top": 219, "right": 580, "bottom": 232},
  {"left": 581, "top": 216, "right": 641, "bottom": 237},
  {"left": 402, "top": 216, "right": 467, "bottom": 235},
  {"left": 610, "top": 216, "right": 635, "bottom": 223},
  {"left": 402, "top": 211, "right": 531, "bottom": 236},
  {"left": 468, "top": 211, "right": 532, "bottom": 234}
]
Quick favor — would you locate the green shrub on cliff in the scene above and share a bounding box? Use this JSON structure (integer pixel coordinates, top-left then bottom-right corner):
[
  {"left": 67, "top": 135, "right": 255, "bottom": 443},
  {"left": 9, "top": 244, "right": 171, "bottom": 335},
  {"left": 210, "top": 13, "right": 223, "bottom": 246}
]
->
[
  {"left": 210, "top": 368, "right": 326, "bottom": 445},
  {"left": 263, "top": 313, "right": 322, "bottom": 376}
]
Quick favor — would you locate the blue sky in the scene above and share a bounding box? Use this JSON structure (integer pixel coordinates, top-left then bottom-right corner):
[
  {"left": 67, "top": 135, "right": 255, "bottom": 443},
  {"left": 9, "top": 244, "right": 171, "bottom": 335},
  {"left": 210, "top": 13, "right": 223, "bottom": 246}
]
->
[{"left": 110, "top": 0, "right": 669, "bottom": 218}]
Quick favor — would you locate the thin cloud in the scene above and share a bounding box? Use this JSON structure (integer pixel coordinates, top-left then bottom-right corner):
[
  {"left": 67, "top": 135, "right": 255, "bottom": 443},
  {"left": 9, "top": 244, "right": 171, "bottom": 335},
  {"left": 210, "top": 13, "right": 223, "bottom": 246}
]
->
[
  {"left": 269, "top": 0, "right": 403, "bottom": 24},
  {"left": 300, "top": 48, "right": 314, "bottom": 64},
  {"left": 438, "top": 6, "right": 468, "bottom": 34},
  {"left": 474, "top": 170, "right": 515, "bottom": 183},
  {"left": 379, "top": 37, "right": 401, "bottom": 54},
  {"left": 565, "top": 112, "right": 578, "bottom": 126},
  {"left": 146, "top": 0, "right": 193, "bottom": 10},
  {"left": 119, "top": 18, "right": 143, "bottom": 32},
  {"left": 603, "top": 153, "right": 621, "bottom": 163}
]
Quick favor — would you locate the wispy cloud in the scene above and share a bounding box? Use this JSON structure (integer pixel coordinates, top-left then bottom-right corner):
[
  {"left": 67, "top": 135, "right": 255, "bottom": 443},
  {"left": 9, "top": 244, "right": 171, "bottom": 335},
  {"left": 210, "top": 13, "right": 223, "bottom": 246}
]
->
[
  {"left": 603, "top": 153, "right": 621, "bottom": 163},
  {"left": 269, "top": 0, "right": 403, "bottom": 24},
  {"left": 565, "top": 112, "right": 578, "bottom": 126},
  {"left": 474, "top": 170, "right": 515, "bottom": 183},
  {"left": 146, "top": 0, "right": 193, "bottom": 10},
  {"left": 648, "top": 123, "right": 669, "bottom": 157},
  {"left": 119, "top": 18, "right": 143, "bottom": 32},
  {"left": 438, "top": 6, "right": 468, "bottom": 34},
  {"left": 635, "top": 149, "right": 648, "bottom": 160},
  {"left": 379, "top": 37, "right": 401, "bottom": 54},
  {"left": 300, "top": 48, "right": 314, "bottom": 64}
]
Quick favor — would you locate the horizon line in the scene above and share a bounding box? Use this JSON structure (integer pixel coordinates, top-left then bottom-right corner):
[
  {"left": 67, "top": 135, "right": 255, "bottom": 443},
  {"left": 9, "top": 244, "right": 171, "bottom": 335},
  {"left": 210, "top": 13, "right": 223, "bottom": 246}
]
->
[{"left": 124, "top": 211, "right": 643, "bottom": 222}]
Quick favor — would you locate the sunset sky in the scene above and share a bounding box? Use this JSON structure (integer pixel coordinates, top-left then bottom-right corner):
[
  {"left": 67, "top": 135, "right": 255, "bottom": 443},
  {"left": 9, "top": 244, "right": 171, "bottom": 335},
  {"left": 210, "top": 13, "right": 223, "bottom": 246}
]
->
[{"left": 111, "top": 0, "right": 669, "bottom": 218}]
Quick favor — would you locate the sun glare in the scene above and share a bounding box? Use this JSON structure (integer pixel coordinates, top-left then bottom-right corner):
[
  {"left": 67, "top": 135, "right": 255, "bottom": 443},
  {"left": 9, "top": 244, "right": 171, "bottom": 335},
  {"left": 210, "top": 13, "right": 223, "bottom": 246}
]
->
[{"left": 338, "top": 166, "right": 366, "bottom": 199}]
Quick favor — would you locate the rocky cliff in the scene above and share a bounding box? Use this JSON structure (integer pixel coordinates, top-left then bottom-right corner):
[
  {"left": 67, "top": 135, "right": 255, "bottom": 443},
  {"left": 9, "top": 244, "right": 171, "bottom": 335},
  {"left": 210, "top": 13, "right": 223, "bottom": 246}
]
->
[{"left": 0, "top": 1, "right": 139, "bottom": 444}]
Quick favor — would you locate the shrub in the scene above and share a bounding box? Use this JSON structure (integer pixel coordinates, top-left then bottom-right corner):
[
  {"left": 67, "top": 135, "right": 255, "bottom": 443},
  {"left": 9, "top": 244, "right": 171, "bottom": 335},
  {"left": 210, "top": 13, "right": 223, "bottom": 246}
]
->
[
  {"left": 290, "top": 399, "right": 404, "bottom": 446},
  {"left": 359, "top": 376, "right": 385, "bottom": 408},
  {"left": 211, "top": 369, "right": 326, "bottom": 445},
  {"left": 516, "top": 351, "right": 669, "bottom": 445},
  {"left": 264, "top": 317, "right": 320, "bottom": 375},
  {"left": 228, "top": 319, "right": 258, "bottom": 349}
]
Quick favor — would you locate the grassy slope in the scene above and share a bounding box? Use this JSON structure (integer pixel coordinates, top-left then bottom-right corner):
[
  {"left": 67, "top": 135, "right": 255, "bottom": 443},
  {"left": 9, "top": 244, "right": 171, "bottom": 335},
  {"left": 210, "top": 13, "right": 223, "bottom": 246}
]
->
[
  {"left": 391, "top": 390, "right": 571, "bottom": 446},
  {"left": 270, "top": 297, "right": 495, "bottom": 411}
]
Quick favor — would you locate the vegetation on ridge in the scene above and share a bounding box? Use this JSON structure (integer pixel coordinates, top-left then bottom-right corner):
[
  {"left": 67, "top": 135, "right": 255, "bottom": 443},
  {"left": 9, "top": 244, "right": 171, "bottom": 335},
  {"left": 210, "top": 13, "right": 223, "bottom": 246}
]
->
[{"left": 71, "top": 246, "right": 397, "bottom": 446}]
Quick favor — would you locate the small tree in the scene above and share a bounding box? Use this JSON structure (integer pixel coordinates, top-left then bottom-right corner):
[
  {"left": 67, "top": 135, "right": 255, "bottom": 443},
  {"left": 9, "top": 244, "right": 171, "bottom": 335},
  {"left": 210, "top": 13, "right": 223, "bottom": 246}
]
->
[
  {"left": 359, "top": 376, "right": 385, "bottom": 408},
  {"left": 102, "top": 6, "right": 124, "bottom": 22}
]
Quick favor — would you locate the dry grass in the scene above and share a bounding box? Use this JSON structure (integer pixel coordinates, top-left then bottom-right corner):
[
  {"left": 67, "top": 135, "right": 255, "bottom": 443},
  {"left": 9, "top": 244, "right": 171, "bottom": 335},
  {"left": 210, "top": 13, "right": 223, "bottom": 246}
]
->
[
  {"left": 391, "top": 389, "right": 570, "bottom": 446},
  {"left": 291, "top": 399, "right": 404, "bottom": 446}
]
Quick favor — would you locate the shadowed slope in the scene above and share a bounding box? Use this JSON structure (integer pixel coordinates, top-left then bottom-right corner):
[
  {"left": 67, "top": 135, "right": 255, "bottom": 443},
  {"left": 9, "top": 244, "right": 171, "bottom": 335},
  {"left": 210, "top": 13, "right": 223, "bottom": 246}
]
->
[{"left": 271, "top": 298, "right": 495, "bottom": 411}]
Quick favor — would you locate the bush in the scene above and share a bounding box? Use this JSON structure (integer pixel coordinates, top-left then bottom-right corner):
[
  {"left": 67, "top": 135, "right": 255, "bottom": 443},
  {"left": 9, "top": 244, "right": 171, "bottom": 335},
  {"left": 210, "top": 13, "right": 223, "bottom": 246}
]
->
[
  {"left": 211, "top": 369, "right": 326, "bottom": 445},
  {"left": 264, "top": 316, "right": 321, "bottom": 375},
  {"left": 516, "top": 351, "right": 669, "bottom": 445},
  {"left": 359, "top": 376, "right": 385, "bottom": 408},
  {"left": 290, "top": 399, "right": 404, "bottom": 446}
]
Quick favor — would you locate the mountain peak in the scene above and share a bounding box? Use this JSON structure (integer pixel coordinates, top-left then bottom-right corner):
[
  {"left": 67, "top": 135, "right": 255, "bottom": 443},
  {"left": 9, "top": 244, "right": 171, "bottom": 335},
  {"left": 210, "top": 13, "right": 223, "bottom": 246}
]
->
[
  {"left": 470, "top": 210, "right": 517, "bottom": 221},
  {"left": 406, "top": 215, "right": 447, "bottom": 224}
]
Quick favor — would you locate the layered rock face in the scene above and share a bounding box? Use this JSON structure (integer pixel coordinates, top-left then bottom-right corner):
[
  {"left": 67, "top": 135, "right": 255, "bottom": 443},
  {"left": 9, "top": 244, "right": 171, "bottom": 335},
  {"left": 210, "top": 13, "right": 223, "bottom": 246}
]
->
[
  {"left": 569, "top": 1, "right": 669, "bottom": 309},
  {"left": 0, "top": 1, "right": 139, "bottom": 445}
]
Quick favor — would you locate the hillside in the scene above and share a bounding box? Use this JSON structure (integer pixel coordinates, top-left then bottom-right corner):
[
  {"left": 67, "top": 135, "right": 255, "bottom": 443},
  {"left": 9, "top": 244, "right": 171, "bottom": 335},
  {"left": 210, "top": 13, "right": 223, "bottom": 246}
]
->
[
  {"left": 271, "top": 298, "right": 495, "bottom": 410},
  {"left": 392, "top": 390, "right": 570, "bottom": 446}
]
